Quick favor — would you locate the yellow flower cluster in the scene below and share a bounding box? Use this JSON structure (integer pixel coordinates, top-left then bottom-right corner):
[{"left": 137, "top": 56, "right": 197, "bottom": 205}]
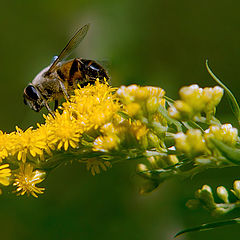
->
[
  {"left": 93, "top": 85, "right": 167, "bottom": 153},
  {"left": 168, "top": 84, "right": 224, "bottom": 121},
  {"left": 187, "top": 180, "right": 240, "bottom": 216},
  {"left": 174, "top": 123, "right": 238, "bottom": 156},
  {"left": 204, "top": 124, "right": 238, "bottom": 147},
  {"left": 0, "top": 80, "right": 121, "bottom": 197},
  {"left": 175, "top": 129, "right": 207, "bottom": 155},
  {"left": 0, "top": 78, "right": 235, "bottom": 199}
]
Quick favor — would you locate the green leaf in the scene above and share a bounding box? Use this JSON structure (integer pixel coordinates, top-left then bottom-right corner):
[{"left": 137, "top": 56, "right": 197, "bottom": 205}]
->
[
  {"left": 158, "top": 105, "right": 182, "bottom": 132},
  {"left": 175, "top": 218, "right": 240, "bottom": 237},
  {"left": 117, "top": 111, "right": 131, "bottom": 120},
  {"left": 210, "top": 139, "right": 240, "bottom": 165},
  {"left": 206, "top": 60, "right": 240, "bottom": 125}
]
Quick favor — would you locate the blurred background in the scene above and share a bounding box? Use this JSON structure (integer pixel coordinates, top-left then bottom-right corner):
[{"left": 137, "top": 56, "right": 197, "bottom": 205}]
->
[{"left": 0, "top": 1, "right": 240, "bottom": 239}]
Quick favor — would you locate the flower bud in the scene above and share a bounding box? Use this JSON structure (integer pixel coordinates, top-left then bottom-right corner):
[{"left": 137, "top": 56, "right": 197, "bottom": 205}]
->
[
  {"left": 137, "top": 163, "right": 151, "bottom": 177},
  {"left": 217, "top": 186, "right": 229, "bottom": 203},
  {"left": 146, "top": 96, "right": 159, "bottom": 114},
  {"left": 232, "top": 180, "right": 240, "bottom": 199},
  {"left": 125, "top": 103, "right": 141, "bottom": 117},
  {"left": 202, "top": 184, "right": 212, "bottom": 194}
]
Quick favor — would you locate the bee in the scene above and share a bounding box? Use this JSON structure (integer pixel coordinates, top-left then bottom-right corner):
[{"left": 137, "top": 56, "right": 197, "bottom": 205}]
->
[{"left": 23, "top": 24, "right": 109, "bottom": 114}]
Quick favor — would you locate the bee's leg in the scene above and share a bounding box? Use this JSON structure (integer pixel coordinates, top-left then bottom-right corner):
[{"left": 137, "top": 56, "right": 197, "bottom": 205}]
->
[
  {"left": 54, "top": 100, "right": 59, "bottom": 111},
  {"left": 58, "top": 80, "right": 69, "bottom": 100},
  {"left": 44, "top": 101, "right": 55, "bottom": 117}
]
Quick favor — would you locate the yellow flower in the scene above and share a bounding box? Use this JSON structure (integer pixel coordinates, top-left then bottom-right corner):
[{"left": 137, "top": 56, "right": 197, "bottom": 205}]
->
[
  {"left": 13, "top": 163, "right": 45, "bottom": 198},
  {"left": 117, "top": 85, "right": 165, "bottom": 103},
  {"left": 169, "top": 85, "right": 224, "bottom": 121},
  {"left": 0, "top": 131, "right": 14, "bottom": 162},
  {"left": 179, "top": 84, "right": 205, "bottom": 112},
  {"left": 175, "top": 129, "right": 207, "bottom": 155},
  {"left": 204, "top": 124, "right": 238, "bottom": 147},
  {"left": 45, "top": 111, "right": 81, "bottom": 151},
  {"left": 86, "top": 158, "right": 111, "bottom": 176},
  {"left": 130, "top": 120, "right": 148, "bottom": 140},
  {"left": 168, "top": 100, "right": 193, "bottom": 120},
  {"left": 14, "top": 127, "right": 46, "bottom": 162},
  {"left": 0, "top": 164, "right": 11, "bottom": 186},
  {"left": 63, "top": 80, "right": 120, "bottom": 130},
  {"left": 93, "top": 135, "right": 120, "bottom": 152},
  {"left": 36, "top": 123, "right": 55, "bottom": 157}
]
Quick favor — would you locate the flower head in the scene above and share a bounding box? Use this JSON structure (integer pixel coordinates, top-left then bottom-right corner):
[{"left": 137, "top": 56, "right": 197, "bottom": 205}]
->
[
  {"left": 168, "top": 85, "right": 224, "bottom": 121},
  {"left": 204, "top": 124, "right": 238, "bottom": 148},
  {"left": 175, "top": 129, "right": 207, "bottom": 155},
  {"left": 86, "top": 158, "right": 111, "bottom": 176},
  {"left": 14, "top": 127, "right": 46, "bottom": 162},
  {"left": 0, "top": 164, "right": 11, "bottom": 186},
  {"left": 45, "top": 111, "right": 81, "bottom": 151},
  {"left": 13, "top": 163, "right": 45, "bottom": 198}
]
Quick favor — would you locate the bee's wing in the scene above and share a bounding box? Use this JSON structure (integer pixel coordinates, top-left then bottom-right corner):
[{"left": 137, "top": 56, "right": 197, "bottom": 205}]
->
[{"left": 45, "top": 23, "right": 90, "bottom": 75}]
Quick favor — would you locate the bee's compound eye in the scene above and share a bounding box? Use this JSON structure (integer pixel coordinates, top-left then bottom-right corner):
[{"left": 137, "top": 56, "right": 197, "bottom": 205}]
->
[{"left": 25, "top": 85, "right": 39, "bottom": 100}]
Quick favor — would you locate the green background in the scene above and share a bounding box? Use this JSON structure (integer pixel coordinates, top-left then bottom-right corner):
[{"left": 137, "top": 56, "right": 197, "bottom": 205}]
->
[{"left": 0, "top": 1, "right": 240, "bottom": 239}]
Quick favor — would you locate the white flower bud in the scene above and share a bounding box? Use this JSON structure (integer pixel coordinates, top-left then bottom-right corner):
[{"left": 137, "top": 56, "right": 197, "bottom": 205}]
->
[{"left": 217, "top": 186, "right": 229, "bottom": 203}]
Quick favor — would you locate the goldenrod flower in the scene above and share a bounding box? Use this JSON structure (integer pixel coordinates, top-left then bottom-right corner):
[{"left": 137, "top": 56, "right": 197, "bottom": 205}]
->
[
  {"left": 130, "top": 120, "right": 148, "bottom": 141},
  {"left": 204, "top": 124, "right": 238, "bottom": 147},
  {"left": 169, "top": 85, "right": 224, "bottom": 121},
  {"left": 117, "top": 85, "right": 165, "bottom": 103},
  {"left": 179, "top": 85, "right": 205, "bottom": 112},
  {"left": 93, "top": 135, "right": 120, "bottom": 152},
  {"left": 0, "top": 131, "right": 14, "bottom": 162},
  {"left": 36, "top": 123, "right": 55, "bottom": 156},
  {"left": 86, "top": 158, "right": 111, "bottom": 176},
  {"left": 14, "top": 127, "right": 45, "bottom": 162},
  {"left": 175, "top": 129, "right": 207, "bottom": 155},
  {"left": 13, "top": 163, "right": 45, "bottom": 198},
  {"left": 0, "top": 164, "right": 11, "bottom": 186},
  {"left": 45, "top": 111, "right": 81, "bottom": 151},
  {"left": 65, "top": 80, "right": 120, "bottom": 130}
]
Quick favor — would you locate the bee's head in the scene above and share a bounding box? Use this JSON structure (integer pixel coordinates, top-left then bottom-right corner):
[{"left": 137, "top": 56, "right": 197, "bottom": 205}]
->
[{"left": 23, "top": 84, "right": 44, "bottom": 112}]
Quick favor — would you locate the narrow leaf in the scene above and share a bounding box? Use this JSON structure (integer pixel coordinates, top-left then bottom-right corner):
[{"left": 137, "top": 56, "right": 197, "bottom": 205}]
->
[
  {"left": 206, "top": 60, "right": 240, "bottom": 125},
  {"left": 158, "top": 105, "right": 182, "bottom": 132},
  {"left": 175, "top": 218, "right": 240, "bottom": 237},
  {"left": 211, "top": 139, "right": 240, "bottom": 165}
]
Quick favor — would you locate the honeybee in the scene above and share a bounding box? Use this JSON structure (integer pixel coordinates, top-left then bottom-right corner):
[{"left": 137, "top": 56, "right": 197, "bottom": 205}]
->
[{"left": 23, "top": 24, "right": 109, "bottom": 114}]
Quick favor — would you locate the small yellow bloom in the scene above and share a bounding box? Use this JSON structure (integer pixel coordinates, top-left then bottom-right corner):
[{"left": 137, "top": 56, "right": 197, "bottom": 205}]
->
[
  {"left": 175, "top": 129, "right": 207, "bottom": 155},
  {"left": 36, "top": 123, "right": 55, "bottom": 157},
  {"left": 0, "top": 131, "right": 14, "bottom": 162},
  {"left": 0, "top": 164, "right": 11, "bottom": 186},
  {"left": 13, "top": 163, "right": 45, "bottom": 198},
  {"left": 204, "top": 124, "right": 238, "bottom": 147},
  {"left": 86, "top": 158, "right": 111, "bottom": 176},
  {"left": 130, "top": 120, "right": 148, "bottom": 140},
  {"left": 125, "top": 102, "right": 141, "bottom": 117},
  {"left": 46, "top": 111, "right": 81, "bottom": 151},
  {"left": 93, "top": 135, "right": 120, "bottom": 152},
  {"left": 64, "top": 80, "right": 120, "bottom": 130},
  {"left": 117, "top": 85, "right": 165, "bottom": 104},
  {"left": 14, "top": 127, "right": 45, "bottom": 162},
  {"left": 168, "top": 100, "right": 193, "bottom": 120},
  {"left": 171, "top": 85, "right": 224, "bottom": 121}
]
